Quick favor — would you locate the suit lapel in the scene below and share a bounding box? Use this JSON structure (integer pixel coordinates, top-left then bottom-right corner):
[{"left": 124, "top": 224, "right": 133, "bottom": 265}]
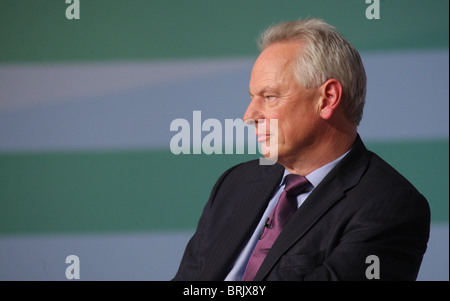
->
[
  {"left": 200, "top": 162, "right": 285, "bottom": 280},
  {"left": 254, "top": 135, "right": 371, "bottom": 280}
]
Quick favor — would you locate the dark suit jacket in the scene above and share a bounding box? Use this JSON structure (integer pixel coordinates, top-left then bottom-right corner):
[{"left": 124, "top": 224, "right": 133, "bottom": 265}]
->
[{"left": 173, "top": 135, "right": 430, "bottom": 281}]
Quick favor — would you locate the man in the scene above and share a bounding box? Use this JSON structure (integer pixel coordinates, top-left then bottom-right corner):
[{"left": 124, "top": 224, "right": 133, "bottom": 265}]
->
[{"left": 173, "top": 18, "right": 430, "bottom": 281}]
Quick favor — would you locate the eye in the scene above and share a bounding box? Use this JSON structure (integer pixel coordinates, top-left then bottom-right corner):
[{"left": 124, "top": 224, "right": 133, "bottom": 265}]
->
[{"left": 265, "top": 95, "right": 277, "bottom": 102}]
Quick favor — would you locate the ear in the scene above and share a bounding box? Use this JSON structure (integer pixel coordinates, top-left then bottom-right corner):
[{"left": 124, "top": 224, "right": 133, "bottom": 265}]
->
[{"left": 318, "top": 79, "right": 343, "bottom": 120}]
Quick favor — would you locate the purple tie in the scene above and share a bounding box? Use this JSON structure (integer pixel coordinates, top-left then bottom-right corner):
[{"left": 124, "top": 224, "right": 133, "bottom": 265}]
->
[{"left": 242, "top": 174, "right": 311, "bottom": 281}]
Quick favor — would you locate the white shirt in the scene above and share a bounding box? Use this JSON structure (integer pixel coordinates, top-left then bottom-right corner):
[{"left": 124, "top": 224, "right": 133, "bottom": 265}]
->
[{"left": 224, "top": 151, "right": 349, "bottom": 281}]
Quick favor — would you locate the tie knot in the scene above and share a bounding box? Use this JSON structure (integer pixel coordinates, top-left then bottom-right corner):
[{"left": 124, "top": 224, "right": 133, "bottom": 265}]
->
[{"left": 284, "top": 174, "right": 311, "bottom": 196}]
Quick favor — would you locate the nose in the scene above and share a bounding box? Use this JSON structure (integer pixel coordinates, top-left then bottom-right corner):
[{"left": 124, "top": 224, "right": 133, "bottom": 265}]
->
[{"left": 243, "top": 98, "right": 264, "bottom": 125}]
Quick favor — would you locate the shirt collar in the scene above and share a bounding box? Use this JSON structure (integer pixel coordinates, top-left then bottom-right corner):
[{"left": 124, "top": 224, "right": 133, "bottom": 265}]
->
[{"left": 280, "top": 150, "right": 350, "bottom": 189}]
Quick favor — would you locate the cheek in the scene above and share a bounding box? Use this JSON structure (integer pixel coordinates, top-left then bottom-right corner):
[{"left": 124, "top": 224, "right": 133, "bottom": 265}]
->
[
  {"left": 280, "top": 111, "right": 301, "bottom": 135},
  {"left": 279, "top": 113, "right": 316, "bottom": 143},
  {"left": 279, "top": 123, "right": 297, "bottom": 144},
  {"left": 259, "top": 114, "right": 279, "bottom": 133}
]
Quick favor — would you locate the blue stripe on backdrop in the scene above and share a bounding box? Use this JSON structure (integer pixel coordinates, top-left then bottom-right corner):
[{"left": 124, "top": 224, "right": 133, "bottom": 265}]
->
[
  {"left": 0, "top": 224, "right": 447, "bottom": 281},
  {"left": 0, "top": 50, "right": 448, "bottom": 151}
]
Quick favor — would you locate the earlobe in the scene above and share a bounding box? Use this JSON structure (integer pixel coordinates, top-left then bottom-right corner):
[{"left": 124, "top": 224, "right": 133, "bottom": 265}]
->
[{"left": 320, "top": 107, "right": 333, "bottom": 120}]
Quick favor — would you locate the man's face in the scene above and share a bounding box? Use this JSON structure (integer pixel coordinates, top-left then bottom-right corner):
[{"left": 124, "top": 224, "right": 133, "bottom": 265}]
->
[{"left": 244, "top": 41, "right": 323, "bottom": 164}]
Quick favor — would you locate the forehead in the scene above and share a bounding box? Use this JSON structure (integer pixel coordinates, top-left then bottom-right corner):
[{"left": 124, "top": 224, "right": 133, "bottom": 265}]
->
[{"left": 249, "top": 41, "right": 302, "bottom": 92}]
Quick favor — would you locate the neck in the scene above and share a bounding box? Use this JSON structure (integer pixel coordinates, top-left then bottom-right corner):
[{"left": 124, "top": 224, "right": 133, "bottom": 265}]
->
[{"left": 280, "top": 126, "right": 357, "bottom": 176}]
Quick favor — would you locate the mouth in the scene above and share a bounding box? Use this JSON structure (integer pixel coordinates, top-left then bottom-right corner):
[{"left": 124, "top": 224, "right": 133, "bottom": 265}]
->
[{"left": 257, "top": 133, "right": 272, "bottom": 142}]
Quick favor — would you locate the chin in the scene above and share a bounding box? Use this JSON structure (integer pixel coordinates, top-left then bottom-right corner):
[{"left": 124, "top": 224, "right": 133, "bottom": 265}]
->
[{"left": 259, "top": 142, "right": 281, "bottom": 162}]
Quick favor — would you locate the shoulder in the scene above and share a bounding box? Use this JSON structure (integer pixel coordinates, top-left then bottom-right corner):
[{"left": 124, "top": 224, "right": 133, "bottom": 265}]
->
[
  {"left": 335, "top": 136, "right": 430, "bottom": 219},
  {"left": 353, "top": 150, "right": 430, "bottom": 218},
  {"left": 366, "top": 150, "right": 423, "bottom": 195},
  {"left": 342, "top": 135, "right": 427, "bottom": 203},
  {"left": 215, "top": 159, "right": 284, "bottom": 185},
  {"left": 206, "top": 159, "right": 284, "bottom": 205}
]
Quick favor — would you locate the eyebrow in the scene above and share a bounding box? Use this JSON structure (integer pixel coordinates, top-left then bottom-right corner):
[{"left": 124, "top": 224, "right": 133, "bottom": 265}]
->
[{"left": 249, "top": 88, "right": 279, "bottom": 98}]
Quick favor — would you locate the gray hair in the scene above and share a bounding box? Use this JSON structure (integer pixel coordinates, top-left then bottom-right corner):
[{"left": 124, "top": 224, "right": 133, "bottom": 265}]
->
[{"left": 258, "top": 18, "right": 366, "bottom": 125}]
